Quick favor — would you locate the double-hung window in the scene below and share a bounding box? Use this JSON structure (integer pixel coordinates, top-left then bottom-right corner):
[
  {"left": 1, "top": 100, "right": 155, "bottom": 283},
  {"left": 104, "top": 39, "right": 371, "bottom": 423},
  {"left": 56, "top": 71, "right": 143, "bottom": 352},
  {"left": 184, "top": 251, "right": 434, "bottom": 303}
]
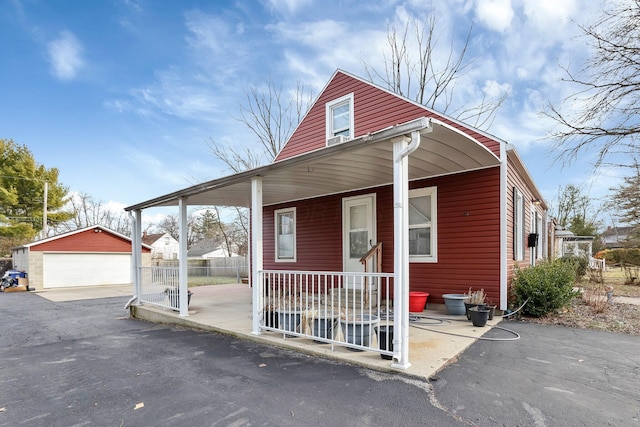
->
[
  {"left": 326, "top": 93, "right": 354, "bottom": 143},
  {"left": 408, "top": 187, "right": 437, "bottom": 262},
  {"left": 275, "top": 208, "right": 296, "bottom": 262}
]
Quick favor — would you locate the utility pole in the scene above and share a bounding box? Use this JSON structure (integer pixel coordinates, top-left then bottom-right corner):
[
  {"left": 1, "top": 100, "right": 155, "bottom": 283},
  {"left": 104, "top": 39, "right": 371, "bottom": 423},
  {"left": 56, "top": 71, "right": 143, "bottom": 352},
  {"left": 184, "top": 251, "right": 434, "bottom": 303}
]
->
[{"left": 43, "top": 181, "right": 48, "bottom": 237}]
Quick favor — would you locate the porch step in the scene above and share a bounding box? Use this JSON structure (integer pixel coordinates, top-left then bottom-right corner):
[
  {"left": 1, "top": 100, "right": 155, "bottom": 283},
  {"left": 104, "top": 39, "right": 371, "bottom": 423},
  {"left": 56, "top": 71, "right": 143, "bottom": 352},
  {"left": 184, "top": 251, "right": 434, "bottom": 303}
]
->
[{"left": 327, "top": 288, "right": 379, "bottom": 309}]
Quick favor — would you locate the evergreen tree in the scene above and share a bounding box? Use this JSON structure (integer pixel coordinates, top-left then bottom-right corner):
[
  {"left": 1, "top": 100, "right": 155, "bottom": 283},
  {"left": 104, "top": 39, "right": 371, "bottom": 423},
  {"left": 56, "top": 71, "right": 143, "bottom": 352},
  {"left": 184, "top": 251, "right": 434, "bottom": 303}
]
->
[{"left": 0, "top": 139, "right": 72, "bottom": 254}]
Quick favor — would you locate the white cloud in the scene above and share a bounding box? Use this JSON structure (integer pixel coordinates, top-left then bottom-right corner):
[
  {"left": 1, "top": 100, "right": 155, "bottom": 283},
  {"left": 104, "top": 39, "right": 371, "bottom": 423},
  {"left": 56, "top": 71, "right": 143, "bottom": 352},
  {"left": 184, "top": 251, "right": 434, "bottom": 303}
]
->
[
  {"left": 484, "top": 80, "right": 511, "bottom": 98},
  {"left": 130, "top": 68, "right": 222, "bottom": 121},
  {"left": 184, "top": 11, "right": 234, "bottom": 55},
  {"left": 474, "top": 0, "right": 514, "bottom": 32},
  {"left": 522, "top": 0, "right": 577, "bottom": 33},
  {"left": 263, "top": 0, "right": 313, "bottom": 16},
  {"left": 47, "top": 30, "right": 85, "bottom": 81},
  {"left": 123, "top": 148, "right": 188, "bottom": 187}
]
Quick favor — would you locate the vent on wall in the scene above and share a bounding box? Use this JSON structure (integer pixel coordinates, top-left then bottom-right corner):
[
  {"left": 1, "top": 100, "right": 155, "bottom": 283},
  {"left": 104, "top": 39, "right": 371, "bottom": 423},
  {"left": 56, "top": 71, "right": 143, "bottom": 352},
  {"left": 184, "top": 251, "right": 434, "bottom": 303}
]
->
[{"left": 327, "top": 135, "right": 348, "bottom": 146}]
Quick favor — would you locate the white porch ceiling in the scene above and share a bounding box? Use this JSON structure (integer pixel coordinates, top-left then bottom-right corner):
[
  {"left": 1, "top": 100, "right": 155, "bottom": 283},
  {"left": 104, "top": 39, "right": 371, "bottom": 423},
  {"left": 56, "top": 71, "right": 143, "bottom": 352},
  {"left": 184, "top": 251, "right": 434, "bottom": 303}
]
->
[{"left": 125, "top": 118, "right": 501, "bottom": 211}]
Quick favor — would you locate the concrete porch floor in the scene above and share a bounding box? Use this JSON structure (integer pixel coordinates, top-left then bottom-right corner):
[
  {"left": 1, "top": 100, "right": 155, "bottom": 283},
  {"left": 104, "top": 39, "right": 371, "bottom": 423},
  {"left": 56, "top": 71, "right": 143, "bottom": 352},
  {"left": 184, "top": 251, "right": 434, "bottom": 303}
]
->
[{"left": 130, "top": 283, "right": 501, "bottom": 380}]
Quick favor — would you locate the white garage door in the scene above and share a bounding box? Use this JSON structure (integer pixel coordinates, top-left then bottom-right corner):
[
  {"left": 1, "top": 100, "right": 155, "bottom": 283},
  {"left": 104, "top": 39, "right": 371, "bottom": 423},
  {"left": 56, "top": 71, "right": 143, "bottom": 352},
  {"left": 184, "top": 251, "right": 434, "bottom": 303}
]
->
[{"left": 43, "top": 253, "right": 132, "bottom": 288}]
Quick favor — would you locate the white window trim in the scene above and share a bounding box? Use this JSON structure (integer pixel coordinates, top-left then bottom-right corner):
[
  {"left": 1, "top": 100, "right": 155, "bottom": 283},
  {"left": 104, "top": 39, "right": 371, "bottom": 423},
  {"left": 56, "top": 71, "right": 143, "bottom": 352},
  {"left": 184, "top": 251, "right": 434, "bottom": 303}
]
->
[
  {"left": 514, "top": 188, "right": 524, "bottom": 261},
  {"left": 409, "top": 186, "right": 437, "bottom": 263},
  {"left": 274, "top": 207, "right": 296, "bottom": 262},
  {"left": 325, "top": 93, "right": 354, "bottom": 143},
  {"left": 536, "top": 213, "right": 544, "bottom": 260}
]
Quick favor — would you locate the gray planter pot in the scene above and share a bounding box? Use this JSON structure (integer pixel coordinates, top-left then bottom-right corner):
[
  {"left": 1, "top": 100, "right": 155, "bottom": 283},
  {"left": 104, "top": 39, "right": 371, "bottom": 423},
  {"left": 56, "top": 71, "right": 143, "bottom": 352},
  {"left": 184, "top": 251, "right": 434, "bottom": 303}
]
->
[
  {"left": 339, "top": 314, "right": 380, "bottom": 351},
  {"left": 443, "top": 294, "right": 466, "bottom": 315}
]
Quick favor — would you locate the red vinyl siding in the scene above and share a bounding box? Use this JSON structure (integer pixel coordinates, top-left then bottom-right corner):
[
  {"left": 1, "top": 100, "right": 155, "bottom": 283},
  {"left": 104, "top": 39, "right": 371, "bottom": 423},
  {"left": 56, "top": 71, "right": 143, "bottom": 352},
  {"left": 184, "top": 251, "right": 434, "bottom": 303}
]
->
[
  {"left": 263, "top": 167, "right": 502, "bottom": 305},
  {"left": 276, "top": 71, "right": 501, "bottom": 161},
  {"left": 30, "top": 229, "right": 147, "bottom": 253}
]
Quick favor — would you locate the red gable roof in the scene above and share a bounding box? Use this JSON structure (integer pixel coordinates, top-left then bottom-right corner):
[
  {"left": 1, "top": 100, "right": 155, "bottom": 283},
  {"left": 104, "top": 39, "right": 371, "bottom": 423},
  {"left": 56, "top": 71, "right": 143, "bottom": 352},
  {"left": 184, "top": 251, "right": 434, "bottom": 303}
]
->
[{"left": 275, "top": 70, "right": 500, "bottom": 162}]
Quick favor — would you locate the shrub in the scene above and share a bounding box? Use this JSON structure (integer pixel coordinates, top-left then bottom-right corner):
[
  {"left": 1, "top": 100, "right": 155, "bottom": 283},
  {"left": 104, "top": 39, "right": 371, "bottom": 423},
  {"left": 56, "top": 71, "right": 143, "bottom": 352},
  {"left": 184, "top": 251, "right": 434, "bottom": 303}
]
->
[
  {"left": 597, "top": 248, "right": 640, "bottom": 266},
  {"left": 558, "top": 255, "right": 588, "bottom": 278},
  {"left": 512, "top": 260, "right": 578, "bottom": 317}
]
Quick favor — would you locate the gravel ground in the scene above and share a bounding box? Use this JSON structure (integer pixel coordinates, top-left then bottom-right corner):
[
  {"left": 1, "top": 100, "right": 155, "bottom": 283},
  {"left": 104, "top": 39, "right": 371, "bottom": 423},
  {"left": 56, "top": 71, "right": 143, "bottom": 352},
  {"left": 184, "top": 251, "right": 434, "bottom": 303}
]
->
[{"left": 523, "top": 296, "right": 640, "bottom": 336}]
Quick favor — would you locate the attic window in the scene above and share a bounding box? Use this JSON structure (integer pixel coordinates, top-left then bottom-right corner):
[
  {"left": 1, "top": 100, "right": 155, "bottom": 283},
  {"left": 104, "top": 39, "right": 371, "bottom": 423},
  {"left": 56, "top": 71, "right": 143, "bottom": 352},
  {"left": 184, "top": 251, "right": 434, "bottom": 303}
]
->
[{"left": 326, "top": 93, "right": 354, "bottom": 145}]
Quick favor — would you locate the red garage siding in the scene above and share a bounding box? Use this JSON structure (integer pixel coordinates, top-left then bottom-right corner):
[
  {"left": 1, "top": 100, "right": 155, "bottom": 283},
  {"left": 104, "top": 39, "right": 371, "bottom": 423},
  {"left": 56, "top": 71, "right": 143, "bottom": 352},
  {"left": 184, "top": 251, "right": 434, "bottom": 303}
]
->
[
  {"left": 263, "top": 167, "right": 502, "bottom": 305},
  {"left": 30, "top": 228, "right": 148, "bottom": 253}
]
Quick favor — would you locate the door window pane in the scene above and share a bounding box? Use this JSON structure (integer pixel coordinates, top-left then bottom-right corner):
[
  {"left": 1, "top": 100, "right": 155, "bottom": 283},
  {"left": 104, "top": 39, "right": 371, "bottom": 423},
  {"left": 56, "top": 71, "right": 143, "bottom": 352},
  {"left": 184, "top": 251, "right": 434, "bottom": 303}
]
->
[{"left": 350, "top": 230, "right": 368, "bottom": 258}]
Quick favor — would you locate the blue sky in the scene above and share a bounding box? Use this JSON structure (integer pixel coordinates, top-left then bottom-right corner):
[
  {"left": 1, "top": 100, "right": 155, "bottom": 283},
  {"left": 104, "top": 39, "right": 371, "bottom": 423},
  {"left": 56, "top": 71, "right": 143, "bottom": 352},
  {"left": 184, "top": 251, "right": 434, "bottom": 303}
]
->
[{"left": 1, "top": 0, "right": 618, "bottom": 225}]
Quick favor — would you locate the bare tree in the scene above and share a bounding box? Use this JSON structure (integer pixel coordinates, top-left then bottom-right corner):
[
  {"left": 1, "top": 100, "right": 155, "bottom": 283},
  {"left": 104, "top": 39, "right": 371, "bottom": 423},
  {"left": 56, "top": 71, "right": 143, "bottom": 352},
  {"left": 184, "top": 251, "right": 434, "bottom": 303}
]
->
[
  {"left": 209, "top": 78, "right": 313, "bottom": 172},
  {"left": 53, "top": 192, "right": 131, "bottom": 235},
  {"left": 207, "top": 79, "right": 313, "bottom": 256},
  {"left": 158, "top": 213, "right": 199, "bottom": 249},
  {"left": 553, "top": 184, "right": 601, "bottom": 236},
  {"left": 363, "top": 11, "right": 508, "bottom": 130},
  {"left": 545, "top": 0, "right": 640, "bottom": 168}
]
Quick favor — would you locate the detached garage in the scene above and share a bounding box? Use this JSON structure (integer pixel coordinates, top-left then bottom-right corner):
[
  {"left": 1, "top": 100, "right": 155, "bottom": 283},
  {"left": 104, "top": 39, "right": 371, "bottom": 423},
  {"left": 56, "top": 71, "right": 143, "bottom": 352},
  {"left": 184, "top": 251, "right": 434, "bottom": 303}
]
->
[{"left": 11, "top": 225, "right": 151, "bottom": 290}]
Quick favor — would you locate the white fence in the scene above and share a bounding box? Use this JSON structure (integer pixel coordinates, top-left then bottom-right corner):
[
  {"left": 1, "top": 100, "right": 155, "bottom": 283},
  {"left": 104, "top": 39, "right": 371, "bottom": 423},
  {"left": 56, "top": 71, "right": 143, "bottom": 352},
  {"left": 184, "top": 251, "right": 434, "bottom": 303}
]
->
[
  {"left": 259, "top": 270, "right": 394, "bottom": 356},
  {"left": 154, "top": 257, "right": 248, "bottom": 283},
  {"left": 589, "top": 257, "right": 606, "bottom": 270}
]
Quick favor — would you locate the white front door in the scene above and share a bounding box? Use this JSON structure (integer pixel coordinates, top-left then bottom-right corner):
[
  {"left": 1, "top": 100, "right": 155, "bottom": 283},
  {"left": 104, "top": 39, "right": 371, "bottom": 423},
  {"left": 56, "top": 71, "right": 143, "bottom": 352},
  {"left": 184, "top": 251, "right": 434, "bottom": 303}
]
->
[{"left": 342, "top": 194, "right": 376, "bottom": 274}]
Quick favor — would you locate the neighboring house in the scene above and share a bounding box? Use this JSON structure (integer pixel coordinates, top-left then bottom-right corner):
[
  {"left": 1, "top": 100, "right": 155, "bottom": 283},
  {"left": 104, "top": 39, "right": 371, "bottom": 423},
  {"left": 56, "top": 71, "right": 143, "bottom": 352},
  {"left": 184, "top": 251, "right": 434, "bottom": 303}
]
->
[
  {"left": 554, "top": 227, "right": 594, "bottom": 258},
  {"left": 142, "top": 232, "right": 180, "bottom": 260},
  {"left": 187, "top": 238, "right": 238, "bottom": 259},
  {"left": 11, "top": 225, "right": 151, "bottom": 290},
  {"left": 125, "top": 70, "right": 548, "bottom": 364},
  {"left": 601, "top": 226, "right": 637, "bottom": 249}
]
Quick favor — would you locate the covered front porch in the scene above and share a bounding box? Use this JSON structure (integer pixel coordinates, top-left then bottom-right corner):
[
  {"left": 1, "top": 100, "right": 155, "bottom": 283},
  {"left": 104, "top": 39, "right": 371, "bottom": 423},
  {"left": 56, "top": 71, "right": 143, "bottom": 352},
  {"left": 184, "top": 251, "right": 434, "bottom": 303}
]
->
[
  {"left": 130, "top": 282, "right": 502, "bottom": 380},
  {"left": 126, "top": 116, "right": 503, "bottom": 370}
]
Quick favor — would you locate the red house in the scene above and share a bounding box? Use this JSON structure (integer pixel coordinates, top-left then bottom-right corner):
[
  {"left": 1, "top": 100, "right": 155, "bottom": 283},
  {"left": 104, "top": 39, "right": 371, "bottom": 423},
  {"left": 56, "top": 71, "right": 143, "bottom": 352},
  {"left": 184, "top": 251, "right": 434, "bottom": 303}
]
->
[{"left": 126, "top": 70, "right": 547, "bottom": 368}]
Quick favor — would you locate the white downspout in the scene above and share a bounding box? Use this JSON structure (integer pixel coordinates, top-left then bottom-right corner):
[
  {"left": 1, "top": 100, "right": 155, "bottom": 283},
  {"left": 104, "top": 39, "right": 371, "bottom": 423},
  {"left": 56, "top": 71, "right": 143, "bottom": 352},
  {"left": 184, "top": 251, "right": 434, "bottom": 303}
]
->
[
  {"left": 391, "top": 129, "right": 424, "bottom": 370},
  {"left": 500, "top": 143, "right": 508, "bottom": 311}
]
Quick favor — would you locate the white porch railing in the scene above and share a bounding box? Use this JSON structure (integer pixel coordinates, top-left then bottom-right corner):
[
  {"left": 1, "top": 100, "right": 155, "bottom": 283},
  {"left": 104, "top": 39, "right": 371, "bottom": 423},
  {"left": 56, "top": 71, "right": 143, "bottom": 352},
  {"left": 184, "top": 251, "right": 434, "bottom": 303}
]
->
[
  {"left": 259, "top": 270, "right": 394, "bottom": 356},
  {"left": 139, "top": 266, "right": 182, "bottom": 311}
]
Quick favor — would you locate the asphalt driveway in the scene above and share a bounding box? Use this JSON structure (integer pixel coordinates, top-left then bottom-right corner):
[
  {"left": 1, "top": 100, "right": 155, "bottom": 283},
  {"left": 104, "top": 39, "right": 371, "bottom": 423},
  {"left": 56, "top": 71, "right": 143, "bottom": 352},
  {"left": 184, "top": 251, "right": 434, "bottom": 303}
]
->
[{"left": 1, "top": 290, "right": 638, "bottom": 426}]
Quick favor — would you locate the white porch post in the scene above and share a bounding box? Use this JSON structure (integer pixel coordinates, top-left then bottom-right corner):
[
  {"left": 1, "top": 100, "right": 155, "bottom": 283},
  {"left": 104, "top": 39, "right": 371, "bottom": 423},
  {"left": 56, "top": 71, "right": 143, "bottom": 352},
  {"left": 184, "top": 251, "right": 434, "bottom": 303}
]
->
[
  {"left": 131, "top": 209, "right": 142, "bottom": 304},
  {"left": 251, "top": 176, "right": 264, "bottom": 335},
  {"left": 392, "top": 136, "right": 411, "bottom": 370},
  {"left": 178, "top": 197, "right": 189, "bottom": 317}
]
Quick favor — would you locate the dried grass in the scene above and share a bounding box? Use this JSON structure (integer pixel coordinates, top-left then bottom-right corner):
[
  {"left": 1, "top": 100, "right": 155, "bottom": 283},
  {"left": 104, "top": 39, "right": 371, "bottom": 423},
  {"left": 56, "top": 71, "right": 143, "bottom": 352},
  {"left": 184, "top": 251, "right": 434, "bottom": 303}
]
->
[
  {"left": 464, "top": 287, "right": 486, "bottom": 304},
  {"left": 581, "top": 285, "right": 611, "bottom": 314}
]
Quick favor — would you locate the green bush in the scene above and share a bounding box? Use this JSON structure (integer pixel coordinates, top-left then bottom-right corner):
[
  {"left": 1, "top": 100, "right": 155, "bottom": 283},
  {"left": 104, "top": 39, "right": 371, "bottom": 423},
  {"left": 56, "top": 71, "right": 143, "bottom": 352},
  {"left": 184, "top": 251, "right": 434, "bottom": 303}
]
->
[
  {"left": 559, "top": 255, "right": 588, "bottom": 278},
  {"left": 596, "top": 249, "right": 640, "bottom": 266},
  {"left": 512, "top": 261, "right": 578, "bottom": 317}
]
